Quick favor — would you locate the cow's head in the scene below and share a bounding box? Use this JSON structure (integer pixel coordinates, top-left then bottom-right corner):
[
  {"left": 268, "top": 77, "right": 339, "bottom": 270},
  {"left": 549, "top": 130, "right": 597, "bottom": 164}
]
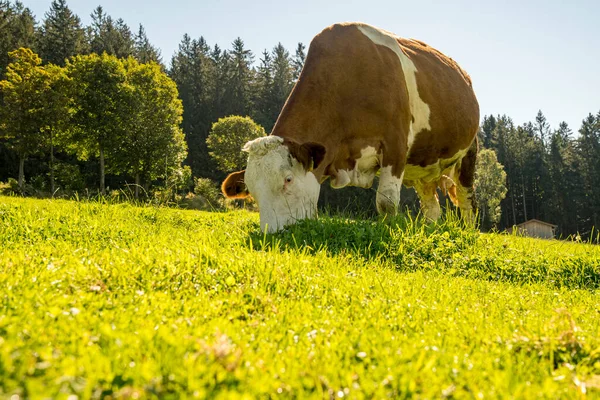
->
[{"left": 222, "top": 136, "right": 326, "bottom": 233}]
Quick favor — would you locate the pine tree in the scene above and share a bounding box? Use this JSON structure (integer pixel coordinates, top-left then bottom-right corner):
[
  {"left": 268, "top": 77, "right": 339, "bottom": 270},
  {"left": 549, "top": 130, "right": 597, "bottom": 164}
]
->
[
  {"left": 9, "top": 1, "right": 36, "bottom": 49},
  {"left": 169, "top": 34, "right": 217, "bottom": 178},
  {"left": 37, "top": 0, "right": 87, "bottom": 66},
  {"left": 211, "top": 45, "right": 230, "bottom": 120},
  {"left": 576, "top": 113, "right": 600, "bottom": 234},
  {"left": 89, "top": 7, "right": 134, "bottom": 58},
  {"left": 292, "top": 42, "right": 305, "bottom": 80},
  {"left": 270, "top": 43, "right": 294, "bottom": 122},
  {"left": 253, "top": 49, "right": 274, "bottom": 130},
  {"left": 534, "top": 110, "right": 550, "bottom": 149},
  {"left": 0, "top": 1, "right": 37, "bottom": 75},
  {"left": 223, "top": 37, "right": 253, "bottom": 116},
  {"left": 547, "top": 121, "right": 579, "bottom": 236},
  {"left": 134, "top": 24, "right": 161, "bottom": 64},
  {"left": 478, "top": 114, "right": 497, "bottom": 149},
  {"left": 113, "top": 18, "right": 134, "bottom": 58}
]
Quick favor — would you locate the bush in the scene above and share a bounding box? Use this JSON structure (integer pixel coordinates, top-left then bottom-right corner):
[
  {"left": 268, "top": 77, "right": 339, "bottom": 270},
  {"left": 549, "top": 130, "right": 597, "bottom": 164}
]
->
[
  {"left": 30, "top": 175, "right": 47, "bottom": 192},
  {"left": 7, "top": 177, "right": 20, "bottom": 193},
  {"left": 54, "top": 162, "right": 85, "bottom": 192},
  {"left": 206, "top": 115, "right": 266, "bottom": 172},
  {"left": 194, "top": 178, "right": 224, "bottom": 210},
  {"left": 2, "top": 177, "right": 32, "bottom": 196},
  {"left": 173, "top": 165, "right": 193, "bottom": 192}
]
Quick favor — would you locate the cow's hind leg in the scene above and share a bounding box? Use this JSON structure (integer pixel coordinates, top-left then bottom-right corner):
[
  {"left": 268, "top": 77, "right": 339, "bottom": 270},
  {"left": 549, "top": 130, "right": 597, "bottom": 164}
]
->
[
  {"left": 414, "top": 180, "right": 441, "bottom": 221},
  {"left": 376, "top": 166, "right": 403, "bottom": 215},
  {"left": 450, "top": 138, "right": 478, "bottom": 224}
]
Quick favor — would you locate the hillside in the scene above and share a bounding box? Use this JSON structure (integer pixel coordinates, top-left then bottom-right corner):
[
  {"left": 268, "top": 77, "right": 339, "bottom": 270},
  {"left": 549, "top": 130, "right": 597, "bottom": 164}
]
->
[{"left": 0, "top": 196, "right": 599, "bottom": 398}]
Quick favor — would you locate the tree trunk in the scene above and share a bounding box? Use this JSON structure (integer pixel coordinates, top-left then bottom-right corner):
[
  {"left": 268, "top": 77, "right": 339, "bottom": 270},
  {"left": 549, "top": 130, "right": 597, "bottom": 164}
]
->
[
  {"left": 99, "top": 145, "right": 105, "bottom": 195},
  {"left": 50, "top": 132, "right": 55, "bottom": 195},
  {"left": 18, "top": 155, "right": 25, "bottom": 193},
  {"left": 135, "top": 172, "right": 140, "bottom": 199}
]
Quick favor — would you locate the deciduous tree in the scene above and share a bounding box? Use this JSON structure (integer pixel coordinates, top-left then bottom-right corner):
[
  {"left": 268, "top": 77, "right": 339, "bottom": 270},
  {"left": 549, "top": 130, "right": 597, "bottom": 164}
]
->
[
  {"left": 120, "top": 59, "right": 186, "bottom": 198},
  {"left": 65, "top": 52, "right": 128, "bottom": 194},
  {"left": 206, "top": 115, "right": 265, "bottom": 172},
  {"left": 0, "top": 48, "right": 51, "bottom": 190},
  {"left": 474, "top": 148, "right": 507, "bottom": 230}
]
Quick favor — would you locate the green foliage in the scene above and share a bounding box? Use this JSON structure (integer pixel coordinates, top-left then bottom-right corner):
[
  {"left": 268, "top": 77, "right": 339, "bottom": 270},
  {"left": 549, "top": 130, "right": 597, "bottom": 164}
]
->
[
  {"left": 174, "top": 165, "right": 193, "bottom": 192},
  {"left": 4, "top": 177, "right": 20, "bottom": 194},
  {"left": 65, "top": 52, "right": 129, "bottom": 193},
  {"left": 37, "top": 0, "right": 87, "bottom": 66},
  {"left": 253, "top": 44, "right": 296, "bottom": 132},
  {"left": 194, "top": 177, "right": 223, "bottom": 209},
  {"left": 0, "top": 48, "right": 46, "bottom": 153},
  {"left": 206, "top": 115, "right": 266, "bottom": 172},
  {"left": 225, "top": 37, "right": 253, "bottom": 117},
  {"left": 0, "top": 1, "right": 37, "bottom": 76},
  {"left": 0, "top": 47, "right": 60, "bottom": 189},
  {"left": 292, "top": 42, "right": 306, "bottom": 80},
  {"left": 270, "top": 43, "right": 294, "bottom": 116},
  {"left": 1, "top": 196, "right": 599, "bottom": 398},
  {"left": 474, "top": 148, "right": 507, "bottom": 229},
  {"left": 53, "top": 161, "right": 84, "bottom": 191},
  {"left": 168, "top": 34, "right": 219, "bottom": 179},
  {"left": 65, "top": 53, "right": 127, "bottom": 159},
  {"left": 89, "top": 6, "right": 134, "bottom": 59},
  {"left": 133, "top": 24, "right": 162, "bottom": 64},
  {"left": 481, "top": 112, "right": 600, "bottom": 240},
  {"left": 119, "top": 58, "right": 186, "bottom": 196}
]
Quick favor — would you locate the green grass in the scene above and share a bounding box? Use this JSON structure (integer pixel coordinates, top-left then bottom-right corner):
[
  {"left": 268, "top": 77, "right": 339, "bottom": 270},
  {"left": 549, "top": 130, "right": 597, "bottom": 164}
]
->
[{"left": 1, "top": 196, "right": 599, "bottom": 399}]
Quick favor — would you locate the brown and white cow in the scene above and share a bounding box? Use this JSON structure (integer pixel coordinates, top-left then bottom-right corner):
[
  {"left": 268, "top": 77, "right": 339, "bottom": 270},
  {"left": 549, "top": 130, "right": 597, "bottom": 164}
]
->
[{"left": 222, "top": 22, "right": 480, "bottom": 232}]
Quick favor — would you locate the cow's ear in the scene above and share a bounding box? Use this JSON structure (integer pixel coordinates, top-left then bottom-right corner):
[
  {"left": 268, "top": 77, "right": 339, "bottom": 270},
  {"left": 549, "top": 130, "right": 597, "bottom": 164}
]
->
[
  {"left": 221, "top": 170, "right": 250, "bottom": 199},
  {"left": 285, "top": 140, "right": 326, "bottom": 171}
]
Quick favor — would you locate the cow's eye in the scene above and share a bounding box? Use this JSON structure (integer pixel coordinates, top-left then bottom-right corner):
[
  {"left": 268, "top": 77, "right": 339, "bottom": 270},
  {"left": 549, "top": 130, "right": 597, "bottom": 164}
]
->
[{"left": 285, "top": 175, "right": 293, "bottom": 184}]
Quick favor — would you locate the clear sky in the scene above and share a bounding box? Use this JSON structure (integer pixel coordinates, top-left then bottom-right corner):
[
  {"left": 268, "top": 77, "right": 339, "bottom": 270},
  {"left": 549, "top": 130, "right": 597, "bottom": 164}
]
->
[{"left": 25, "top": 0, "right": 600, "bottom": 132}]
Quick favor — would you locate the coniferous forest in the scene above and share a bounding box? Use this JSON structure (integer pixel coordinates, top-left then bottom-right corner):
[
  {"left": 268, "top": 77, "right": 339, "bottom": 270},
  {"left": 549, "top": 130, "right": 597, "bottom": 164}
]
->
[{"left": 1, "top": 0, "right": 599, "bottom": 240}]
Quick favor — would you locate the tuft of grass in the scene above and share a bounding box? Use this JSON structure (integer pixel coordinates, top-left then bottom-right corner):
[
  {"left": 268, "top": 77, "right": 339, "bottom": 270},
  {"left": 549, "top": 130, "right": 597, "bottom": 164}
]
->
[{"left": 0, "top": 196, "right": 599, "bottom": 399}]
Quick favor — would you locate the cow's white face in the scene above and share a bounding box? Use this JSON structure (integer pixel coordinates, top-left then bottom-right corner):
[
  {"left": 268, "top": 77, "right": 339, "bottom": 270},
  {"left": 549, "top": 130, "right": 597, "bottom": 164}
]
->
[{"left": 222, "top": 136, "right": 326, "bottom": 233}]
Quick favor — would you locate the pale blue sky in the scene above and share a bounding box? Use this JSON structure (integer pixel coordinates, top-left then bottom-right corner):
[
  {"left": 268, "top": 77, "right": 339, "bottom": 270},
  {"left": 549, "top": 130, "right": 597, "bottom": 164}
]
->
[{"left": 26, "top": 0, "right": 600, "bottom": 132}]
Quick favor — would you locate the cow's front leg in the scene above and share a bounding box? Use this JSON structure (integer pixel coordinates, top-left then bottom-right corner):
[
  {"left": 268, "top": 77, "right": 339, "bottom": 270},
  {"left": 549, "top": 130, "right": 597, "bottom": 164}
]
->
[
  {"left": 376, "top": 166, "right": 404, "bottom": 215},
  {"left": 414, "top": 180, "right": 441, "bottom": 221}
]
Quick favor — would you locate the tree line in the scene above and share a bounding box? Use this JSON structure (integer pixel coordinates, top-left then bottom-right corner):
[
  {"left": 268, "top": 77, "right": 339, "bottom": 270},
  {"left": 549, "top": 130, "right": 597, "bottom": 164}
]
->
[
  {"left": 1, "top": 0, "right": 598, "bottom": 239},
  {"left": 0, "top": 0, "right": 304, "bottom": 196},
  {"left": 479, "top": 111, "right": 600, "bottom": 239},
  {"left": 0, "top": 47, "right": 186, "bottom": 197}
]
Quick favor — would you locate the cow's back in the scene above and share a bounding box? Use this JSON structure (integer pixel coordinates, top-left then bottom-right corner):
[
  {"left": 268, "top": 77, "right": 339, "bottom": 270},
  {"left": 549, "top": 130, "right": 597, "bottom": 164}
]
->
[{"left": 398, "top": 38, "right": 480, "bottom": 170}]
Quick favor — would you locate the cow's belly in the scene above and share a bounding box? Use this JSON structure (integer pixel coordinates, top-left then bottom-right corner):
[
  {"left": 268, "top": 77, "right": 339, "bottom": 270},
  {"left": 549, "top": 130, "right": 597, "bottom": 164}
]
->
[{"left": 403, "top": 149, "right": 466, "bottom": 184}]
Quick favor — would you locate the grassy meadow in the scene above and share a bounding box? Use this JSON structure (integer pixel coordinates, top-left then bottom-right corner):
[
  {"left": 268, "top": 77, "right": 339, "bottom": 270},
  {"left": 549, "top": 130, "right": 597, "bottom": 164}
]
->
[{"left": 0, "top": 196, "right": 599, "bottom": 399}]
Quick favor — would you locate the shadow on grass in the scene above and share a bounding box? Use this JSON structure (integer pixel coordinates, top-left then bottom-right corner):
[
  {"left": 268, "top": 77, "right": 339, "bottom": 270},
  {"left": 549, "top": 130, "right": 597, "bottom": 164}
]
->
[
  {"left": 248, "top": 209, "right": 600, "bottom": 291},
  {"left": 249, "top": 209, "right": 479, "bottom": 272}
]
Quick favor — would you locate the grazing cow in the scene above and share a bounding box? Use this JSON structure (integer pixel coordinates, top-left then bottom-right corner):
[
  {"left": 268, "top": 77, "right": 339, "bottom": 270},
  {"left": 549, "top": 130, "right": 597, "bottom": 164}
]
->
[{"left": 222, "top": 22, "right": 480, "bottom": 233}]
